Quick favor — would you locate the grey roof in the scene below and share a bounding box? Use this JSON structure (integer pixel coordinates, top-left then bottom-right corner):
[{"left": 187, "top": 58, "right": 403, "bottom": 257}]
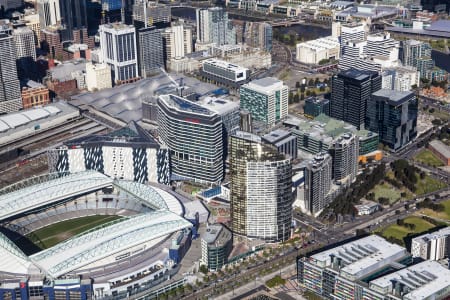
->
[
  {"left": 49, "top": 59, "right": 86, "bottom": 81},
  {"left": 387, "top": 26, "right": 450, "bottom": 39},
  {"left": 427, "top": 20, "right": 450, "bottom": 33},
  {"left": 339, "top": 68, "right": 377, "bottom": 81},
  {"left": 71, "top": 73, "right": 218, "bottom": 124},
  {"left": 262, "top": 129, "right": 292, "bottom": 144},
  {"left": 429, "top": 140, "right": 450, "bottom": 158},
  {"left": 372, "top": 89, "right": 415, "bottom": 105},
  {"left": 202, "top": 224, "right": 232, "bottom": 247},
  {"left": 251, "top": 77, "right": 280, "bottom": 87}
]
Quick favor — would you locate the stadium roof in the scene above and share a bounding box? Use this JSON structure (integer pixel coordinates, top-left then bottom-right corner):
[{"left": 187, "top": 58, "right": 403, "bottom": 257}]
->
[
  {"left": 0, "top": 232, "right": 32, "bottom": 274},
  {"left": 0, "top": 171, "right": 189, "bottom": 277},
  {"left": 114, "top": 180, "right": 184, "bottom": 216},
  {"left": 30, "top": 211, "right": 191, "bottom": 277},
  {"left": 0, "top": 171, "right": 112, "bottom": 220}
]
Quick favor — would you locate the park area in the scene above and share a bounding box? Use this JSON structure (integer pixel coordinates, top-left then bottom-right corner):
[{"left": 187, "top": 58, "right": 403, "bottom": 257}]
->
[
  {"left": 417, "top": 199, "right": 450, "bottom": 222},
  {"left": 414, "top": 149, "right": 444, "bottom": 168},
  {"left": 26, "top": 215, "right": 122, "bottom": 249},
  {"left": 378, "top": 216, "right": 436, "bottom": 246}
]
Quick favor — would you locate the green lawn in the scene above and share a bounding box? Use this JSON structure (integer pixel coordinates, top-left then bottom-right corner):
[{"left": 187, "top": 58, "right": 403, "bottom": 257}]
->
[
  {"left": 414, "top": 149, "right": 444, "bottom": 167},
  {"left": 380, "top": 216, "right": 436, "bottom": 244},
  {"left": 371, "top": 182, "right": 402, "bottom": 204},
  {"left": 419, "top": 199, "right": 450, "bottom": 221},
  {"left": 414, "top": 174, "right": 446, "bottom": 195},
  {"left": 27, "top": 215, "right": 122, "bottom": 249}
]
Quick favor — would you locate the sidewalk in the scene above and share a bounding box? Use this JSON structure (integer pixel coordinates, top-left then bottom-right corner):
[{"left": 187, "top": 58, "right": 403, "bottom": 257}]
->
[{"left": 215, "top": 263, "right": 305, "bottom": 300}]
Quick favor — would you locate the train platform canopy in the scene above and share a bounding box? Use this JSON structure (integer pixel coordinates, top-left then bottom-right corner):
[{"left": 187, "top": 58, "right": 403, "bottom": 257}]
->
[{"left": 0, "top": 102, "right": 80, "bottom": 147}]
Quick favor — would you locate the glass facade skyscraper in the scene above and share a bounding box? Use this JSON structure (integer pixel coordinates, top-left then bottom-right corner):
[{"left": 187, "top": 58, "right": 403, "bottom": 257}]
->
[
  {"left": 157, "top": 94, "right": 224, "bottom": 184},
  {"left": 366, "top": 89, "right": 418, "bottom": 151},
  {"left": 330, "top": 68, "right": 381, "bottom": 130},
  {"left": 230, "top": 131, "right": 292, "bottom": 242}
]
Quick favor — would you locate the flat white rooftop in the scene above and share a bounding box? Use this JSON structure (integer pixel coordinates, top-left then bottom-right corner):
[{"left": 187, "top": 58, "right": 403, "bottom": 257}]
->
[
  {"left": 370, "top": 260, "right": 450, "bottom": 300},
  {"left": 243, "top": 77, "right": 285, "bottom": 94},
  {"left": 312, "top": 235, "right": 407, "bottom": 279},
  {"left": 198, "top": 96, "right": 239, "bottom": 116},
  {"left": 203, "top": 58, "right": 248, "bottom": 73}
]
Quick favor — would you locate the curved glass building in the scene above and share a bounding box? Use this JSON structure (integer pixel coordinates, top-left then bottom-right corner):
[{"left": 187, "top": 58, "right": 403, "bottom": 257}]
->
[
  {"left": 230, "top": 131, "right": 292, "bottom": 242},
  {"left": 157, "top": 94, "right": 223, "bottom": 184}
]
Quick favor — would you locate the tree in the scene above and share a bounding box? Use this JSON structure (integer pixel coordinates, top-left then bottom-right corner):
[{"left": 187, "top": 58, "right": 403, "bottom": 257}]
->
[{"left": 199, "top": 264, "right": 208, "bottom": 274}]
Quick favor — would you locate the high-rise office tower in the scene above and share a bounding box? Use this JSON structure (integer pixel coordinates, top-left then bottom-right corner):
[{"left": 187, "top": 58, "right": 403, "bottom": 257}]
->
[
  {"left": 99, "top": 23, "right": 138, "bottom": 83},
  {"left": 157, "top": 94, "right": 224, "bottom": 184},
  {"left": 137, "top": 27, "right": 164, "bottom": 77},
  {"left": 234, "top": 21, "right": 273, "bottom": 51},
  {"left": 329, "top": 133, "right": 359, "bottom": 184},
  {"left": 0, "top": 34, "right": 22, "bottom": 113},
  {"left": 330, "top": 68, "right": 381, "bottom": 130},
  {"left": 160, "top": 24, "right": 192, "bottom": 60},
  {"left": 240, "top": 77, "right": 289, "bottom": 127},
  {"left": 366, "top": 89, "right": 418, "bottom": 151},
  {"left": 0, "top": 0, "right": 23, "bottom": 11},
  {"left": 400, "top": 39, "right": 432, "bottom": 68},
  {"left": 37, "top": 0, "right": 61, "bottom": 28},
  {"left": 101, "top": 0, "right": 123, "bottom": 23},
  {"left": 13, "top": 26, "right": 37, "bottom": 80},
  {"left": 59, "top": 0, "right": 88, "bottom": 40},
  {"left": 132, "top": 0, "right": 171, "bottom": 29},
  {"left": 230, "top": 131, "right": 292, "bottom": 242},
  {"left": 196, "top": 7, "right": 236, "bottom": 46},
  {"left": 303, "top": 152, "right": 332, "bottom": 216}
]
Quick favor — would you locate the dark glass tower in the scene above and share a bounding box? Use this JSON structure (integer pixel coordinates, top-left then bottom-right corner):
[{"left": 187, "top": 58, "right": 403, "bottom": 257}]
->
[
  {"left": 59, "top": 0, "right": 88, "bottom": 40},
  {"left": 366, "top": 89, "right": 418, "bottom": 151},
  {"left": 330, "top": 68, "right": 381, "bottom": 130},
  {"left": 137, "top": 26, "right": 164, "bottom": 78}
]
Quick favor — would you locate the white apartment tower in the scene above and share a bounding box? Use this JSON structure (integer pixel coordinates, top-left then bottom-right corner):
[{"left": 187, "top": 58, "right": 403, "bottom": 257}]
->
[
  {"left": 99, "top": 23, "right": 138, "bottom": 83},
  {"left": 196, "top": 7, "right": 236, "bottom": 46},
  {"left": 12, "top": 26, "right": 36, "bottom": 61},
  {"left": 0, "top": 34, "right": 22, "bottom": 113},
  {"left": 303, "top": 152, "right": 332, "bottom": 216},
  {"left": 85, "top": 63, "right": 113, "bottom": 92},
  {"left": 161, "top": 24, "right": 192, "bottom": 59},
  {"left": 37, "top": 0, "right": 61, "bottom": 28},
  {"left": 340, "top": 23, "right": 366, "bottom": 44}
]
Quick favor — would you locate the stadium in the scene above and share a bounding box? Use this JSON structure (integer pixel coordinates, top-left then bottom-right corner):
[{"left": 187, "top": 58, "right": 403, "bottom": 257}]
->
[{"left": 0, "top": 171, "right": 198, "bottom": 300}]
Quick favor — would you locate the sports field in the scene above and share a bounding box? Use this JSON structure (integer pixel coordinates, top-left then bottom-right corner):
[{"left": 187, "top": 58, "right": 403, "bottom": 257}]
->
[{"left": 27, "top": 215, "right": 122, "bottom": 249}]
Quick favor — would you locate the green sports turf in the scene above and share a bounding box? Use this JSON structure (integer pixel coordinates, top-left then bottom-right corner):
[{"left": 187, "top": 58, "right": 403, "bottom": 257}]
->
[{"left": 27, "top": 215, "right": 123, "bottom": 249}]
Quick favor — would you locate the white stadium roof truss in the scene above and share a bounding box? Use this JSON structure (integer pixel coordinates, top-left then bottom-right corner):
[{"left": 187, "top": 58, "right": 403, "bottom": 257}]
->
[
  {"left": 31, "top": 211, "right": 192, "bottom": 278},
  {"left": 0, "top": 231, "right": 28, "bottom": 261},
  {"left": 113, "top": 180, "right": 169, "bottom": 210},
  {"left": 0, "top": 171, "right": 112, "bottom": 220},
  {"left": 0, "top": 171, "right": 190, "bottom": 278}
]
